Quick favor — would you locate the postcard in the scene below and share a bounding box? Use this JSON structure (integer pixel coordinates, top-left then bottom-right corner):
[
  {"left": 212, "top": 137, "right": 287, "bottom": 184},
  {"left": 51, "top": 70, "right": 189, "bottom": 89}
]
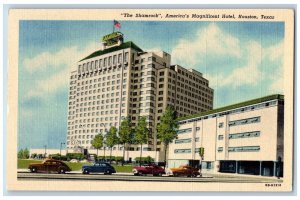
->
[{"left": 7, "top": 8, "right": 294, "bottom": 192}]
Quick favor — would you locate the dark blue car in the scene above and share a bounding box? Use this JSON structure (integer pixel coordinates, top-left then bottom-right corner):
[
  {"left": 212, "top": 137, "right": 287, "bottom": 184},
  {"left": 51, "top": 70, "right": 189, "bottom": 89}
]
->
[{"left": 82, "top": 162, "right": 116, "bottom": 175}]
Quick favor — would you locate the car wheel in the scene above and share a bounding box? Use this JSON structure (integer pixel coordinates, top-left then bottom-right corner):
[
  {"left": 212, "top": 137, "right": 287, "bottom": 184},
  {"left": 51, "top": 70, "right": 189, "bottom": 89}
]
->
[
  {"left": 58, "top": 168, "right": 66, "bottom": 174},
  {"left": 105, "top": 170, "right": 111, "bottom": 175},
  {"left": 138, "top": 172, "right": 143, "bottom": 176},
  {"left": 173, "top": 173, "right": 178, "bottom": 177},
  {"left": 158, "top": 173, "right": 163, "bottom": 176},
  {"left": 83, "top": 169, "right": 89, "bottom": 174},
  {"left": 31, "top": 167, "right": 37, "bottom": 173}
]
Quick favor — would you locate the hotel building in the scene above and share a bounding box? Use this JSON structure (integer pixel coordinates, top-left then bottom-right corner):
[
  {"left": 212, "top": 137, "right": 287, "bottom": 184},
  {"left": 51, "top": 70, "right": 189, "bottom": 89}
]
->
[
  {"left": 168, "top": 94, "right": 284, "bottom": 177},
  {"left": 66, "top": 32, "right": 214, "bottom": 155}
]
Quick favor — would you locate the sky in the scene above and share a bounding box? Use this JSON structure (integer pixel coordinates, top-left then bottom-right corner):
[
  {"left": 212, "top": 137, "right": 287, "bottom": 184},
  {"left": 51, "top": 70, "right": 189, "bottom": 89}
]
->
[{"left": 18, "top": 20, "right": 284, "bottom": 150}]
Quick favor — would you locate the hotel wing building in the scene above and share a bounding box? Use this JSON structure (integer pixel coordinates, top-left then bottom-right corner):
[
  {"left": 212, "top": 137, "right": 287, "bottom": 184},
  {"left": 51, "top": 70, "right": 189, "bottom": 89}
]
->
[
  {"left": 168, "top": 94, "right": 284, "bottom": 177},
  {"left": 66, "top": 32, "right": 214, "bottom": 156}
]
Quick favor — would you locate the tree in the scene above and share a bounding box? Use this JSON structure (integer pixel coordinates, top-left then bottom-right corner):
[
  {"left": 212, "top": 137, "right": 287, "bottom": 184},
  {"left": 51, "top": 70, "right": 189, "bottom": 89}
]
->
[
  {"left": 105, "top": 126, "right": 119, "bottom": 163},
  {"left": 91, "top": 132, "right": 104, "bottom": 157},
  {"left": 17, "top": 149, "right": 24, "bottom": 159},
  {"left": 157, "top": 106, "right": 179, "bottom": 169},
  {"left": 135, "top": 116, "right": 149, "bottom": 166},
  {"left": 18, "top": 148, "right": 30, "bottom": 159},
  {"left": 119, "top": 116, "right": 134, "bottom": 165}
]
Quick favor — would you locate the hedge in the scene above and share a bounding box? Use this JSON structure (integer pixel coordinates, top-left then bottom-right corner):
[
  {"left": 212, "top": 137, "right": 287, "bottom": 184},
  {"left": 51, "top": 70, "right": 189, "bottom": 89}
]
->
[{"left": 134, "top": 156, "right": 154, "bottom": 163}]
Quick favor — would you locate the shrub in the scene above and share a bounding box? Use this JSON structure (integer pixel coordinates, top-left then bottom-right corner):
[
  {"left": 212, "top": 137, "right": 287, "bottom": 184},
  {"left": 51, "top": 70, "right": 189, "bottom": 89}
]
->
[
  {"left": 66, "top": 153, "right": 84, "bottom": 160},
  {"left": 115, "top": 156, "right": 124, "bottom": 161},
  {"left": 31, "top": 153, "right": 37, "bottom": 159},
  {"left": 134, "top": 156, "right": 154, "bottom": 164}
]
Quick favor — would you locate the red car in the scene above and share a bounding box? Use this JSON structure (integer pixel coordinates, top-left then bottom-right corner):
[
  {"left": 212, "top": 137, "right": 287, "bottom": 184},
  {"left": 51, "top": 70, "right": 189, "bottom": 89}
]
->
[{"left": 132, "top": 164, "right": 165, "bottom": 176}]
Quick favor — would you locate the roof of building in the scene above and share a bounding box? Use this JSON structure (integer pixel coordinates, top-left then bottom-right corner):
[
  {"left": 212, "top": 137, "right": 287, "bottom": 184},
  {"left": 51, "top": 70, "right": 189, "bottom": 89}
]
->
[
  {"left": 178, "top": 94, "right": 284, "bottom": 121},
  {"left": 79, "top": 41, "right": 143, "bottom": 62}
]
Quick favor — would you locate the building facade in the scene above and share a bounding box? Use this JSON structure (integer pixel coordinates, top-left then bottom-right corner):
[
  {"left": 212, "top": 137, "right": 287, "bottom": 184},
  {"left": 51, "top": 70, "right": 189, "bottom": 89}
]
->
[
  {"left": 168, "top": 94, "right": 284, "bottom": 177},
  {"left": 66, "top": 32, "right": 214, "bottom": 156}
]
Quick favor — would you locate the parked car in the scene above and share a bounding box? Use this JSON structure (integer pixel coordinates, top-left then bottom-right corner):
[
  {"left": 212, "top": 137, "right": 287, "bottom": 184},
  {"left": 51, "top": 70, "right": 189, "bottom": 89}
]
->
[
  {"left": 28, "top": 159, "right": 71, "bottom": 174},
  {"left": 166, "top": 165, "right": 200, "bottom": 177},
  {"left": 82, "top": 162, "right": 116, "bottom": 175},
  {"left": 132, "top": 164, "right": 165, "bottom": 176}
]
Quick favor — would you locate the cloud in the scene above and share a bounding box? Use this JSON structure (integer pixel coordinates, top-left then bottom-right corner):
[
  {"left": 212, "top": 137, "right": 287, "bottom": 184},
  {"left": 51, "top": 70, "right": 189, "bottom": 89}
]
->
[
  {"left": 22, "top": 42, "right": 100, "bottom": 100},
  {"left": 171, "top": 23, "right": 241, "bottom": 68},
  {"left": 171, "top": 23, "right": 283, "bottom": 91},
  {"left": 23, "top": 43, "right": 100, "bottom": 73},
  {"left": 207, "top": 41, "right": 263, "bottom": 89},
  {"left": 25, "top": 68, "right": 70, "bottom": 99}
]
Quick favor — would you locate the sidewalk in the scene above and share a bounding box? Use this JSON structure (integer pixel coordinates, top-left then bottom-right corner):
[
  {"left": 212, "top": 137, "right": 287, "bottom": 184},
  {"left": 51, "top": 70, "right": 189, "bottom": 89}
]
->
[{"left": 204, "top": 172, "right": 283, "bottom": 180}]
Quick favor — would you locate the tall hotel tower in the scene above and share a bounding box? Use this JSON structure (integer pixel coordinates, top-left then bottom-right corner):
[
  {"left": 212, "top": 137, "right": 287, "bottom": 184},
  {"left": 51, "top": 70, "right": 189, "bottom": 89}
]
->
[{"left": 67, "top": 32, "right": 214, "bottom": 155}]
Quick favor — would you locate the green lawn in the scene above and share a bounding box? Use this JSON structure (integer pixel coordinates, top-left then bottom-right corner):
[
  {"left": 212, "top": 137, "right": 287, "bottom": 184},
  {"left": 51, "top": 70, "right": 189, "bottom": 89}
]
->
[
  {"left": 18, "top": 159, "right": 42, "bottom": 169},
  {"left": 65, "top": 162, "right": 92, "bottom": 171},
  {"left": 18, "top": 159, "right": 133, "bottom": 172},
  {"left": 112, "top": 164, "right": 133, "bottom": 173}
]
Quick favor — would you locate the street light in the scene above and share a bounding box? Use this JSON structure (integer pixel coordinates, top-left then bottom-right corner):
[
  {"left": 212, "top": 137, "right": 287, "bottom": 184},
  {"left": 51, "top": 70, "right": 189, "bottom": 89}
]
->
[
  {"left": 44, "top": 145, "right": 47, "bottom": 158},
  {"left": 60, "top": 142, "right": 65, "bottom": 157}
]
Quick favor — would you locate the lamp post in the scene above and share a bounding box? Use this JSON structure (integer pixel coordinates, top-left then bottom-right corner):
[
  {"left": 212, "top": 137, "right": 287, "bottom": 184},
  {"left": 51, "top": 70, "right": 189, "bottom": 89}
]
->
[
  {"left": 44, "top": 145, "right": 47, "bottom": 158},
  {"left": 60, "top": 142, "right": 65, "bottom": 157}
]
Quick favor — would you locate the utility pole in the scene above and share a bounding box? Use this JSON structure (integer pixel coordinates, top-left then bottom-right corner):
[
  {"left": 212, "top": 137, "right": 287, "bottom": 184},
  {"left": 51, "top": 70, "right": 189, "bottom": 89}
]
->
[
  {"left": 44, "top": 145, "right": 47, "bottom": 158},
  {"left": 60, "top": 142, "right": 65, "bottom": 158}
]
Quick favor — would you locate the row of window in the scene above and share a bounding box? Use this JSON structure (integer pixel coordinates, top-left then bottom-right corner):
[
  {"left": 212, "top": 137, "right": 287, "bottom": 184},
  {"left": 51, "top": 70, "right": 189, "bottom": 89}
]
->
[
  {"left": 174, "top": 146, "right": 261, "bottom": 154},
  {"left": 228, "top": 117, "right": 261, "bottom": 127},
  {"left": 217, "top": 146, "right": 261, "bottom": 152},
  {"left": 229, "top": 131, "right": 260, "bottom": 139},
  {"left": 174, "top": 138, "right": 192, "bottom": 144},
  {"left": 174, "top": 148, "right": 203, "bottom": 154},
  {"left": 177, "top": 128, "right": 192, "bottom": 134},
  {"left": 78, "top": 52, "right": 129, "bottom": 73},
  {"left": 180, "top": 100, "right": 278, "bottom": 125},
  {"left": 77, "top": 73, "right": 127, "bottom": 85},
  {"left": 77, "top": 66, "right": 127, "bottom": 80},
  {"left": 177, "top": 127, "right": 200, "bottom": 134},
  {"left": 228, "top": 146, "right": 260, "bottom": 152},
  {"left": 217, "top": 131, "right": 261, "bottom": 140},
  {"left": 77, "top": 65, "right": 127, "bottom": 81}
]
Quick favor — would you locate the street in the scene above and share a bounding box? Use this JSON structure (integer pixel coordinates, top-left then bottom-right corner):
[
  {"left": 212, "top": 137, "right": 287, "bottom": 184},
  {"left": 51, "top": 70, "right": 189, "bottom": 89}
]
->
[{"left": 17, "top": 171, "right": 283, "bottom": 183}]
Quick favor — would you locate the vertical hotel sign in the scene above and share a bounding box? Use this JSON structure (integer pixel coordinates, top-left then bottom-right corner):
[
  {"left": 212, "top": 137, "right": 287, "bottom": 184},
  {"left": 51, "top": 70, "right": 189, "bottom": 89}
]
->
[{"left": 102, "top": 32, "right": 123, "bottom": 47}]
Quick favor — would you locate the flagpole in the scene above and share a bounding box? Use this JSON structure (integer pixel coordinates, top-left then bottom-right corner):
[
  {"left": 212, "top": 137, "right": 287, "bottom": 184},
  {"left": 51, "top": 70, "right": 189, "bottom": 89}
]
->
[{"left": 113, "top": 20, "right": 115, "bottom": 33}]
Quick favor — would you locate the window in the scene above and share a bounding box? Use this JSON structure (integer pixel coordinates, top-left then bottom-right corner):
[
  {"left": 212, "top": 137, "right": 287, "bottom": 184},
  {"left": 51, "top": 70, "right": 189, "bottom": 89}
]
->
[
  {"left": 177, "top": 128, "right": 192, "bottom": 134},
  {"left": 228, "top": 117, "right": 261, "bottom": 127},
  {"left": 113, "top": 55, "right": 117, "bottom": 65},
  {"left": 124, "top": 52, "right": 129, "bottom": 62},
  {"left": 228, "top": 146, "right": 260, "bottom": 152},
  {"left": 174, "top": 138, "right": 192, "bottom": 144},
  {"left": 174, "top": 149, "right": 191, "bottom": 154},
  {"left": 217, "top": 147, "right": 223, "bottom": 152},
  {"left": 118, "top": 54, "right": 122, "bottom": 63},
  {"left": 218, "top": 135, "right": 224, "bottom": 140},
  {"left": 104, "top": 58, "right": 107, "bottom": 66},
  {"left": 229, "top": 131, "right": 260, "bottom": 139},
  {"left": 218, "top": 122, "right": 224, "bottom": 128}
]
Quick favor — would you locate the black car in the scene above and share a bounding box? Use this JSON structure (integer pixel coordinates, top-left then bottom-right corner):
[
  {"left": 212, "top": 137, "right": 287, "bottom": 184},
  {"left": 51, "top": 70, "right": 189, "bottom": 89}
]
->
[{"left": 82, "top": 162, "right": 116, "bottom": 175}]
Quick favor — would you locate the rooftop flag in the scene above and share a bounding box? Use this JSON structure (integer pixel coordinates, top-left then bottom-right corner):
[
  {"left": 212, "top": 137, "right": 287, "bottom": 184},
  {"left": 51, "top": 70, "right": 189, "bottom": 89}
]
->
[{"left": 114, "top": 20, "right": 121, "bottom": 29}]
